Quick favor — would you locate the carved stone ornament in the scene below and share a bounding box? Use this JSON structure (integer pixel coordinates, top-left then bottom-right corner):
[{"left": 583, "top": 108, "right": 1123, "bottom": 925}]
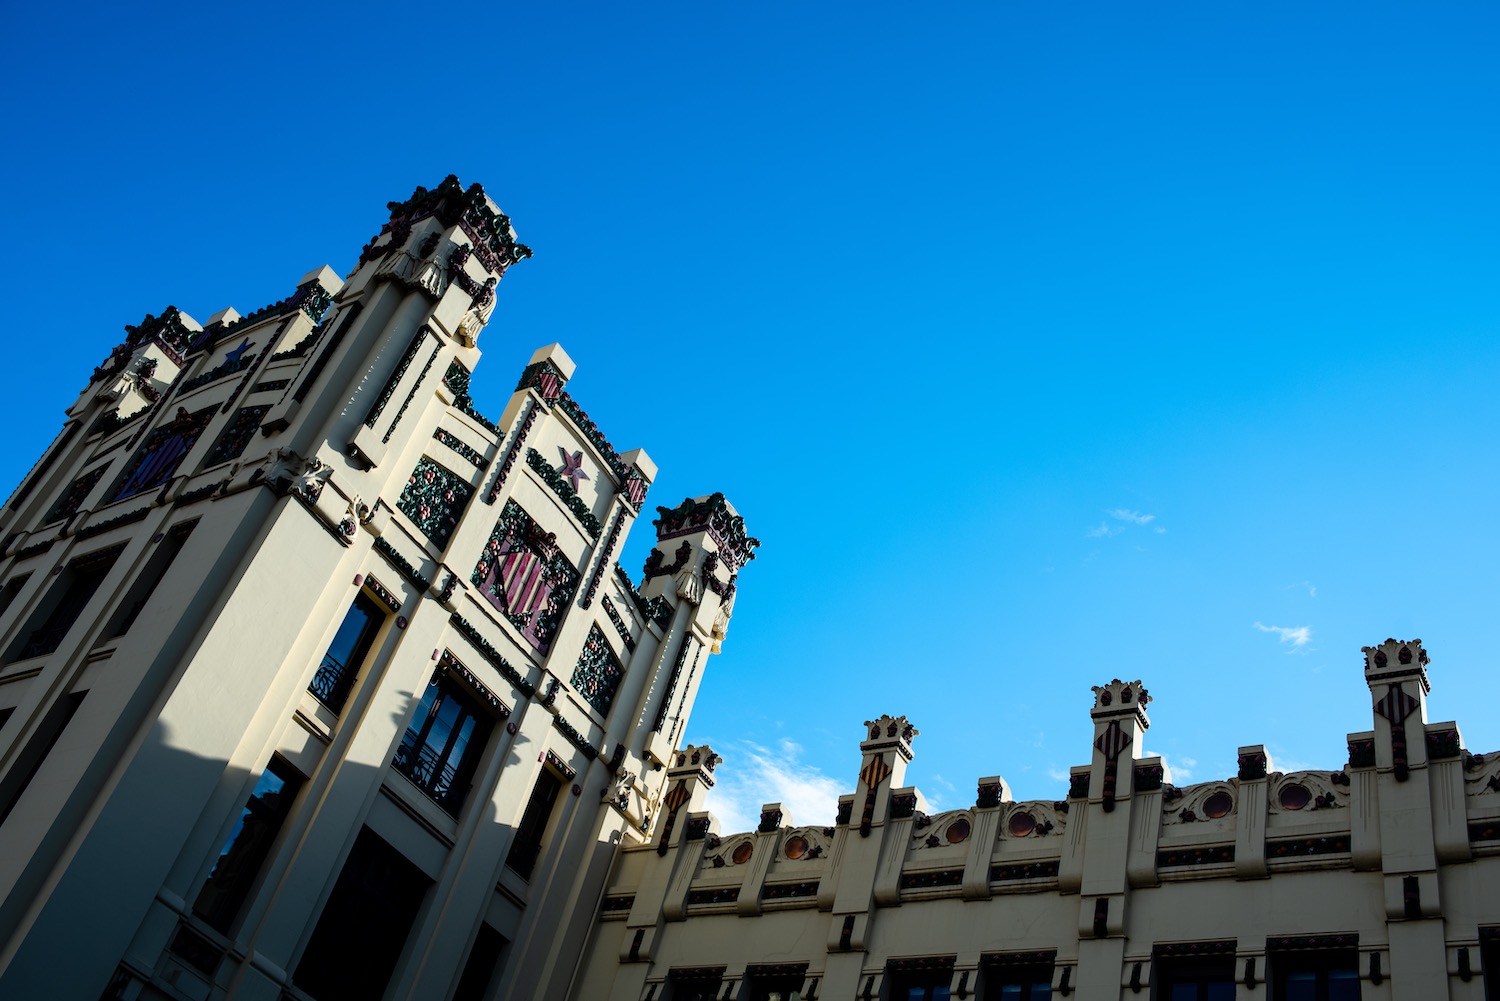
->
[
  {"left": 675, "top": 564, "right": 703, "bottom": 605},
  {"left": 260, "top": 448, "right": 330, "bottom": 502}
]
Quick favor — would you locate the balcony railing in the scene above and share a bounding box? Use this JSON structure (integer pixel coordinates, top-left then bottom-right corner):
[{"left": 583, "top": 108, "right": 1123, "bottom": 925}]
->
[
  {"left": 307, "top": 654, "right": 356, "bottom": 714},
  {"left": 17, "top": 622, "right": 71, "bottom": 660},
  {"left": 392, "top": 731, "right": 464, "bottom": 817}
]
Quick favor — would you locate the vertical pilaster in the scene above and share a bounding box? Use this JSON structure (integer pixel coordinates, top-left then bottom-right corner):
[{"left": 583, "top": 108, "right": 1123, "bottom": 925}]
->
[
  {"left": 1234, "top": 745, "right": 1272, "bottom": 879},
  {"left": 1363, "top": 638, "right": 1447, "bottom": 999}
]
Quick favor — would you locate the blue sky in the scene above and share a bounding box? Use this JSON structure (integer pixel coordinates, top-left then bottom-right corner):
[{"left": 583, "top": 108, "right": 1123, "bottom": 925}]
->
[{"left": 4, "top": 3, "right": 1500, "bottom": 833}]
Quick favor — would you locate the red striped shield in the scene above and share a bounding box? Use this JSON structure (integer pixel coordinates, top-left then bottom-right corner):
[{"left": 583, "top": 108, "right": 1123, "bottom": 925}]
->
[
  {"left": 495, "top": 547, "right": 550, "bottom": 619},
  {"left": 859, "top": 754, "right": 893, "bottom": 790},
  {"left": 1374, "top": 684, "right": 1418, "bottom": 723},
  {"left": 1095, "top": 721, "right": 1131, "bottom": 761}
]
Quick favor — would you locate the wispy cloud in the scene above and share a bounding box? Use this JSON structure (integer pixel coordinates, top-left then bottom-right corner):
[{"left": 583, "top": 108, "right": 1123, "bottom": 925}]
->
[
  {"left": 1151, "top": 751, "right": 1196, "bottom": 782},
  {"left": 1046, "top": 766, "right": 1071, "bottom": 782},
  {"left": 1087, "top": 508, "right": 1164, "bottom": 539},
  {"left": 1254, "top": 621, "right": 1312, "bottom": 649},
  {"left": 1287, "top": 580, "right": 1318, "bottom": 598},
  {"left": 701, "top": 738, "right": 844, "bottom": 835}
]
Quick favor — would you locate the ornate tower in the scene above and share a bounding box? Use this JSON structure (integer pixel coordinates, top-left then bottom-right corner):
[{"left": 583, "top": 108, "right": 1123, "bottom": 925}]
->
[{"left": 0, "top": 177, "right": 755, "bottom": 1001}]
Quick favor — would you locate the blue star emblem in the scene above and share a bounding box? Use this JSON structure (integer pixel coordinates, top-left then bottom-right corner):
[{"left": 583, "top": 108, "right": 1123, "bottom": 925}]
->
[{"left": 224, "top": 338, "right": 255, "bottom": 363}]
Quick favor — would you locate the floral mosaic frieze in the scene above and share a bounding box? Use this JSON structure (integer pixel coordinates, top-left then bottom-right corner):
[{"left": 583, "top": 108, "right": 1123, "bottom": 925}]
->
[
  {"left": 202, "top": 405, "right": 269, "bottom": 468},
  {"left": 396, "top": 457, "right": 473, "bottom": 550},
  {"left": 570, "top": 625, "right": 624, "bottom": 718}
]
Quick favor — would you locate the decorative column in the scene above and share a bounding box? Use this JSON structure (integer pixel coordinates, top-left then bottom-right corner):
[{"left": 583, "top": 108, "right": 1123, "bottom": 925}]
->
[
  {"left": 823, "top": 716, "right": 919, "bottom": 997},
  {"left": 625, "top": 744, "right": 720, "bottom": 954},
  {"left": 1077, "top": 679, "right": 1151, "bottom": 1000},
  {"left": 1234, "top": 745, "right": 1272, "bottom": 879},
  {"left": 1361, "top": 638, "right": 1447, "bottom": 999}
]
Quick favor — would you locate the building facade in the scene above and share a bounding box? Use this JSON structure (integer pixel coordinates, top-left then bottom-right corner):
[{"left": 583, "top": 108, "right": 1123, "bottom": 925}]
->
[
  {"left": 575, "top": 640, "right": 1500, "bottom": 1001},
  {"left": 1, "top": 177, "right": 1498, "bottom": 1001},
  {"left": 0, "top": 176, "right": 756, "bottom": 1001}
]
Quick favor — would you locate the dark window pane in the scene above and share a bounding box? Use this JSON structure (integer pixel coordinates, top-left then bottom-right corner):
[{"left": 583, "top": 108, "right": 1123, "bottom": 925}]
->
[
  {"left": 1280, "top": 975, "right": 1316, "bottom": 1001},
  {"left": 307, "top": 592, "right": 383, "bottom": 713},
  {"left": 984, "top": 963, "right": 1053, "bottom": 1001},
  {"left": 505, "top": 770, "right": 562, "bottom": 879},
  {"left": 1327, "top": 970, "right": 1361, "bottom": 1001},
  {"left": 749, "top": 976, "right": 804, "bottom": 1001},
  {"left": 452, "top": 923, "right": 506, "bottom": 1001},
  {"left": 391, "top": 672, "right": 492, "bottom": 816},
  {"left": 107, "top": 520, "right": 196, "bottom": 637},
  {"left": 292, "top": 828, "right": 431, "bottom": 1001},
  {"left": 0, "top": 690, "right": 86, "bottom": 827},
  {"left": 0, "top": 573, "right": 31, "bottom": 621},
  {"left": 193, "top": 758, "right": 302, "bottom": 932},
  {"left": 12, "top": 548, "right": 121, "bottom": 660}
]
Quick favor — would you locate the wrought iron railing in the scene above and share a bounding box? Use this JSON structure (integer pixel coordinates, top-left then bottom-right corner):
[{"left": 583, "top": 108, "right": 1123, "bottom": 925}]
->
[
  {"left": 306, "top": 654, "right": 356, "bottom": 713},
  {"left": 392, "top": 732, "right": 463, "bottom": 816},
  {"left": 18, "top": 622, "right": 72, "bottom": 660}
]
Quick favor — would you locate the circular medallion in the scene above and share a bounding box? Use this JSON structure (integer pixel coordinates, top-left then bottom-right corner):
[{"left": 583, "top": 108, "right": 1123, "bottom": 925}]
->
[
  {"left": 783, "top": 836, "right": 808, "bottom": 860},
  {"left": 731, "top": 841, "right": 754, "bottom": 865},
  {"left": 1202, "top": 791, "right": 1233, "bottom": 818},
  {"left": 1279, "top": 783, "right": 1311, "bottom": 811},
  {"left": 1008, "top": 812, "right": 1037, "bottom": 837},
  {"left": 946, "top": 818, "right": 971, "bottom": 844}
]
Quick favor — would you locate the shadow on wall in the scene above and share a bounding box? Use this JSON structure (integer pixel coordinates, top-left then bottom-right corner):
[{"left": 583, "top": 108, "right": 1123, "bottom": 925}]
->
[{"left": 0, "top": 677, "right": 620, "bottom": 1001}]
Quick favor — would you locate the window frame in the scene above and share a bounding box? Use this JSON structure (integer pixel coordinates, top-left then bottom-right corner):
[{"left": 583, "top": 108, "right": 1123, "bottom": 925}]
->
[
  {"left": 981, "top": 950, "right": 1056, "bottom": 1000},
  {"left": 191, "top": 755, "right": 305, "bottom": 933},
  {"left": 1268, "top": 939, "right": 1360, "bottom": 1001},
  {"left": 307, "top": 590, "right": 386, "bottom": 714},
  {"left": 391, "top": 668, "right": 496, "bottom": 817},
  {"left": 886, "top": 956, "right": 957, "bottom": 1001},
  {"left": 666, "top": 967, "right": 726, "bottom": 1001},
  {"left": 6, "top": 545, "right": 124, "bottom": 662}
]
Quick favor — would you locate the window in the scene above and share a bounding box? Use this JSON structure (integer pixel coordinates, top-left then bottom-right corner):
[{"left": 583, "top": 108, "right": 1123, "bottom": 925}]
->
[
  {"left": 307, "top": 592, "right": 384, "bottom": 713},
  {"left": 104, "top": 519, "right": 197, "bottom": 637},
  {"left": 0, "top": 690, "right": 86, "bottom": 827},
  {"left": 745, "top": 964, "right": 807, "bottom": 1001},
  {"left": 391, "top": 671, "right": 493, "bottom": 816},
  {"left": 8, "top": 546, "right": 122, "bottom": 661},
  {"left": 292, "top": 828, "right": 431, "bottom": 1001},
  {"left": 1482, "top": 927, "right": 1500, "bottom": 1001},
  {"left": 667, "top": 968, "right": 725, "bottom": 1001},
  {"left": 192, "top": 757, "right": 303, "bottom": 932},
  {"left": 1152, "top": 947, "right": 1234, "bottom": 1001},
  {"left": 0, "top": 573, "right": 31, "bottom": 621},
  {"left": 982, "top": 952, "right": 1054, "bottom": 1000},
  {"left": 887, "top": 958, "right": 956, "bottom": 1001},
  {"left": 505, "top": 768, "right": 562, "bottom": 880},
  {"left": 452, "top": 923, "right": 507, "bottom": 1001},
  {"left": 1270, "top": 945, "right": 1359, "bottom": 1001}
]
